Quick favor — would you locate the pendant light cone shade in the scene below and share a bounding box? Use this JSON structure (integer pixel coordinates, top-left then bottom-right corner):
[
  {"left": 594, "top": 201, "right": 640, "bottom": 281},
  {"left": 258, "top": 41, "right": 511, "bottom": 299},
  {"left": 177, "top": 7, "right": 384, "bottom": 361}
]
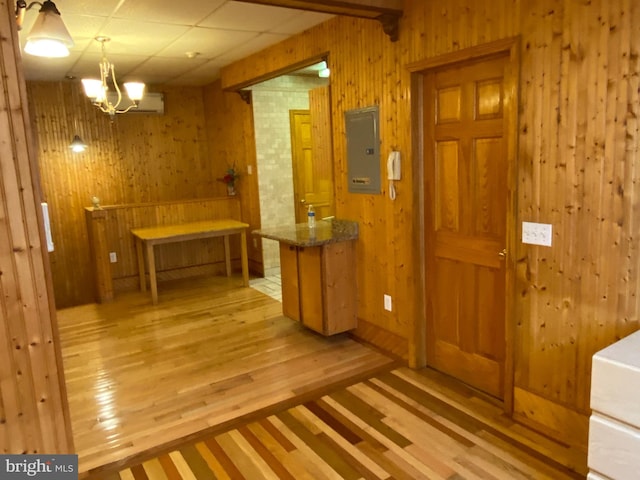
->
[
  {"left": 24, "top": 1, "right": 74, "bottom": 58},
  {"left": 69, "top": 135, "right": 87, "bottom": 153}
]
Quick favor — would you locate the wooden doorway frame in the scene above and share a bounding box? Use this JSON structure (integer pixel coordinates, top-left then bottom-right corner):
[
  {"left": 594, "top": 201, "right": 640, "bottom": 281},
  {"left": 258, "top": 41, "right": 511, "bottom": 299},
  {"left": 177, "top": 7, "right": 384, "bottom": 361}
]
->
[{"left": 406, "top": 37, "right": 520, "bottom": 413}]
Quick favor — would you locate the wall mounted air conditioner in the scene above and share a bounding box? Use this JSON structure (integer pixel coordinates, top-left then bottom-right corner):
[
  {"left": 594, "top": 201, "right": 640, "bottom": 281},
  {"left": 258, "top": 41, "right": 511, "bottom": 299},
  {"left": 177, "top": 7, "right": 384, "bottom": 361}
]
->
[{"left": 105, "top": 91, "right": 165, "bottom": 114}]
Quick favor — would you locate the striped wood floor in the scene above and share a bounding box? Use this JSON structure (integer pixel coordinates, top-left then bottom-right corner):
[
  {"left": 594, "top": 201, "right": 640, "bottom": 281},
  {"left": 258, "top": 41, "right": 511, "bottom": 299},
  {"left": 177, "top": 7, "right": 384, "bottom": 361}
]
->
[{"left": 95, "top": 367, "right": 587, "bottom": 479}]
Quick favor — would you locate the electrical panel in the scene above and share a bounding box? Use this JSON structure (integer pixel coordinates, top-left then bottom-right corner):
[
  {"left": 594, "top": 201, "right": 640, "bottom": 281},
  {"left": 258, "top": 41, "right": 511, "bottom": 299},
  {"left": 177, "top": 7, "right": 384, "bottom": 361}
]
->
[{"left": 345, "top": 106, "right": 381, "bottom": 194}]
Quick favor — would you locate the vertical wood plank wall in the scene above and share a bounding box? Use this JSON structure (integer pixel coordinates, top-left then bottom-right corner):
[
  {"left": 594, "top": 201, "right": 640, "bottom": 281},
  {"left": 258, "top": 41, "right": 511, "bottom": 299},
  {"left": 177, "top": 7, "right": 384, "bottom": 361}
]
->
[
  {"left": 9, "top": 0, "right": 640, "bottom": 457},
  {"left": 26, "top": 82, "right": 262, "bottom": 308},
  {"left": 218, "top": 0, "right": 640, "bottom": 450},
  {"left": 204, "top": 81, "right": 263, "bottom": 275},
  {"left": 86, "top": 197, "right": 244, "bottom": 297},
  {"left": 0, "top": 0, "right": 73, "bottom": 454}
]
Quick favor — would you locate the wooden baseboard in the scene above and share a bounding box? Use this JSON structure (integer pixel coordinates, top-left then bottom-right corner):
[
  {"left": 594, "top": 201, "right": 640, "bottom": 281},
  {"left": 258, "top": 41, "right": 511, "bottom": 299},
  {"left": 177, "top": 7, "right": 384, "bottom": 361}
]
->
[
  {"left": 513, "top": 386, "right": 589, "bottom": 451},
  {"left": 350, "top": 318, "right": 409, "bottom": 361},
  {"left": 113, "top": 261, "right": 247, "bottom": 293}
]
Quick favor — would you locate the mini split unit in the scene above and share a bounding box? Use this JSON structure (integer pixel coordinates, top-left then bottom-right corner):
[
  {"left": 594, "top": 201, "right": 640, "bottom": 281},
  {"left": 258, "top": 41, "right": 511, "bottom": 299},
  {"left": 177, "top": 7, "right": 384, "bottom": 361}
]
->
[{"left": 105, "top": 91, "right": 165, "bottom": 114}]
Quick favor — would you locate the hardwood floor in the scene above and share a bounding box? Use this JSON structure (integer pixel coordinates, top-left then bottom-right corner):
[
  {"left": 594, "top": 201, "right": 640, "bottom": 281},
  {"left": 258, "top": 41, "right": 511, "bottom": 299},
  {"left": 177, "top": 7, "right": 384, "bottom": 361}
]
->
[
  {"left": 57, "top": 275, "right": 396, "bottom": 475},
  {"left": 59, "top": 273, "right": 587, "bottom": 479},
  {"left": 98, "top": 367, "right": 587, "bottom": 480}
]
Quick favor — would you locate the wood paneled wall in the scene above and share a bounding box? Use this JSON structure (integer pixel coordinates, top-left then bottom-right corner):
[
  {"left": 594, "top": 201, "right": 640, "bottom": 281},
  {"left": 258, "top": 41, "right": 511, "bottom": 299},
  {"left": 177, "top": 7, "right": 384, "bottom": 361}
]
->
[
  {"left": 203, "top": 81, "right": 263, "bottom": 275},
  {"left": 26, "top": 81, "right": 259, "bottom": 307},
  {"left": 218, "top": 0, "right": 640, "bottom": 451},
  {"left": 0, "top": 0, "right": 73, "bottom": 454},
  {"left": 85, "top": 197, "right": 245, "bottom": 300}
]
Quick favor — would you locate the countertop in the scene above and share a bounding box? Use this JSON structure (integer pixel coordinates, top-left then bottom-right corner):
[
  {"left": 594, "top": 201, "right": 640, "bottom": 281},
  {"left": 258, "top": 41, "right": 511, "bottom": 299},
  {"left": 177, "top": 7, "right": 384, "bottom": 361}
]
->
[{"left": 253, "top": 219, "right": 358, "bottom": 247}]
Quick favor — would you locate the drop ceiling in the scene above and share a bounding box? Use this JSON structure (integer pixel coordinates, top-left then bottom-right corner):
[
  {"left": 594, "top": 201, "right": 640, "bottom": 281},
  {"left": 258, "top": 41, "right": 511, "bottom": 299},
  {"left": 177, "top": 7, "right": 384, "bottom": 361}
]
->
[{"left": 17, "top": 0, "right": 334, "bottom": 86}]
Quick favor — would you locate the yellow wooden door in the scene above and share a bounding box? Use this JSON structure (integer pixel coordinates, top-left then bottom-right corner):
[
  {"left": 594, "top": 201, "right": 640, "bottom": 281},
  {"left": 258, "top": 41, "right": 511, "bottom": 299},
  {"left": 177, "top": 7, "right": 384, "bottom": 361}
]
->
[
  {"left": 424, "top": 54, "right": 510, "bottom": 399},
  {"left": 290, "top": 89, "right": 334, "bottom": 223}
]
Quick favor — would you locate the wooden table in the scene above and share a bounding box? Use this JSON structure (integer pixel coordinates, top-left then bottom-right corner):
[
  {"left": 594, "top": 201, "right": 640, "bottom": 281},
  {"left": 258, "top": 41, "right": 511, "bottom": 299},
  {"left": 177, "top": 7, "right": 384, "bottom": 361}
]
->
[{"left": 131, "top": 219, "right": 250, "bottom": 304}]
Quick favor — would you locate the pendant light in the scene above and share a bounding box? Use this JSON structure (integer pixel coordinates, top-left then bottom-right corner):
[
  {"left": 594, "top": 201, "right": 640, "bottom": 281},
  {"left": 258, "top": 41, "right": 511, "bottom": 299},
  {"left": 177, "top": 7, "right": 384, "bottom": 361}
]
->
[
  {"left": 15, "top": 0, "right": 75, "bottom": 58},
  {"left": 69, "top": 134, "right": 87, "bottom": 153}
]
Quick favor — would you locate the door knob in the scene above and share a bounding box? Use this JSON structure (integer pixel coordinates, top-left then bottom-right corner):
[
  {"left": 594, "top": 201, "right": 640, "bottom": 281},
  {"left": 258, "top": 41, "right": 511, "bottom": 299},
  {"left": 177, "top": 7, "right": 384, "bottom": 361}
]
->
[
  {"left": 300, "top": 199, "right": 306, "bottom": 204},
  {"left": 498, "top": 248, "right": 507, "bottom": 258}
]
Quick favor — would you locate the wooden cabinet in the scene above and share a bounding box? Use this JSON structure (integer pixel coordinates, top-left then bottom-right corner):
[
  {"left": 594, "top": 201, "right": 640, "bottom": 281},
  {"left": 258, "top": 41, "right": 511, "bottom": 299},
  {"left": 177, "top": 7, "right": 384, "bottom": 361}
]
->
[
  {"left": 279, "top": 240, "right": 357, "bottom": 335},
  {"left": 588, "top": 330, "right": 640, "bottom": 479}
]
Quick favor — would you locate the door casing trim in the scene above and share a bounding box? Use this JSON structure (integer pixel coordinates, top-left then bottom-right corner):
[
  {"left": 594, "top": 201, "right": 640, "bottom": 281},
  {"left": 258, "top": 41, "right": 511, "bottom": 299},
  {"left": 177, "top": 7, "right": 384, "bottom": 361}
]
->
[{"left": 407, "top": 37, "right": 521, "bottom": 413}]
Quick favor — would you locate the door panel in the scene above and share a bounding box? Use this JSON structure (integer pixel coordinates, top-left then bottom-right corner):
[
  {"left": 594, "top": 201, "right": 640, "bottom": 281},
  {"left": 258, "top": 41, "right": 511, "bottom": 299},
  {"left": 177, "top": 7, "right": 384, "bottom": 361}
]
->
[
  {"left": 425, "top": 54, "right": 509, "bottom": 399},
  {"left": 290, "top": 86, "right": 334, "bottom": 223}
]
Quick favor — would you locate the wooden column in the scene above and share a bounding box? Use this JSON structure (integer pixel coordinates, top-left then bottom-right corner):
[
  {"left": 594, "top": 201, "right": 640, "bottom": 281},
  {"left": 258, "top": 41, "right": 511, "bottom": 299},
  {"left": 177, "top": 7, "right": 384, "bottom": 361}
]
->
[
  {"left": 0, "top": 0, "right": 74, "bottom": 454},
  {"left": 85, "top": 207, "right": 114, "bottom": 302}
]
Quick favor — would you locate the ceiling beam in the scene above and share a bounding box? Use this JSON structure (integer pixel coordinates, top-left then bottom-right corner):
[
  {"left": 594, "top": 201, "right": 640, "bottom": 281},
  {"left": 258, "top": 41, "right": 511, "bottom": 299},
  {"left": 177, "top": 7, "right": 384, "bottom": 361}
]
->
[{"left": 232, "top": 0, "right": 403, "bottom": 41}]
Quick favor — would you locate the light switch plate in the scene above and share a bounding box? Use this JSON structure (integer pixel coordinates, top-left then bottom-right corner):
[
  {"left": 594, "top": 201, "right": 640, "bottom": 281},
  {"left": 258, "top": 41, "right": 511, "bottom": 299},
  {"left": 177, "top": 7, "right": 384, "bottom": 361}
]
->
[
  {"left": 522, "top": 222, "right": 552, "bottom": 246},
  {"left": 384, "top": 294, "right": 392, "bottom": 312},
  {"left": 109, "top": 251, "right": 117, "bottom": 263}
]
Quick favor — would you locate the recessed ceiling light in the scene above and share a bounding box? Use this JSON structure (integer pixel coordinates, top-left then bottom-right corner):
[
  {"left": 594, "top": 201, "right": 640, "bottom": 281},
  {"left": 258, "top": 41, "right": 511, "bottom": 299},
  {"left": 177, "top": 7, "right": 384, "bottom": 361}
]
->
[{"left": 185, "top": 52, "right": 201, "bottom": 59}]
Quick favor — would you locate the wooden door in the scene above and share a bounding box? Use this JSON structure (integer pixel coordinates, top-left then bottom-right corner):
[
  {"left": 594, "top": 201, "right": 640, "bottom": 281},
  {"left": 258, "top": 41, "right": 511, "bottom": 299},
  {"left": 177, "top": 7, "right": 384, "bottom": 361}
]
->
[
  {"left": 290, "top": 97, "right": 333, "bottom": 223},
  {"left": 424, "top": 54, "right": 510, "bottom": 399},
  {"left": 291, "top": 110, "right": 314, "bottom": 222}
]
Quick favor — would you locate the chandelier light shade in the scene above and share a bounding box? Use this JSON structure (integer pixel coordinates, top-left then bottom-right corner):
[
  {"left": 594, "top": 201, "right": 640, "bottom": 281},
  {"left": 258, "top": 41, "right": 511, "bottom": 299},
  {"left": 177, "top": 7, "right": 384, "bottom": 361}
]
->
[
  {"left": 16, "top": 0, "right": 74, "bottom": 58},
  {"left": 82, "top": 37, "right": 146, "bottom": 117}
]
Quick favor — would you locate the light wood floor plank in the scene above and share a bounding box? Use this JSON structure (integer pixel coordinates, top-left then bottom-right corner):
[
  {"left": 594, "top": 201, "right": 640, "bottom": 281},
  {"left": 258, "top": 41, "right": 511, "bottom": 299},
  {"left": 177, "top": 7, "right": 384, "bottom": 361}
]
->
[
  {"left": 194, "top": 442, "right": 230, "bottom": 480},
  {"left": 67, "top": 275, "right": 587, "bottom": 479},
  {"left": 141, "top": 458, "right": 168, "bottom": 480},
  {"left": 98, "top": 366, "right": 587, "bottom": 480},
  {"left": 59, "top": 275, "right": 395, "bottom": 474}
]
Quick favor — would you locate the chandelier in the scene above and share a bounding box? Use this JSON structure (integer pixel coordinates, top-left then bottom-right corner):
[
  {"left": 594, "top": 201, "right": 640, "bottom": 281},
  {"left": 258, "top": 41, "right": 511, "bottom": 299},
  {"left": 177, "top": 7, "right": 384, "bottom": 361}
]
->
[{"left": 81, "top": 37, "right": 145, "bottom": 117}]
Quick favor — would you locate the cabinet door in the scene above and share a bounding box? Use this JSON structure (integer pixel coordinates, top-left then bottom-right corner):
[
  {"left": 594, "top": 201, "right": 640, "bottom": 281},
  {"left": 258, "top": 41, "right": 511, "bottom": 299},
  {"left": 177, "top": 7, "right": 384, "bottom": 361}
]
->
[
  {"left": 297, "top": 246, "right": 325, "bottom": 333},
  {"left": 322, "top": 241, "right": 357, "bottom": 334},
  {"left": 279, "top": 243, "right": 300, "bottom": 321}
]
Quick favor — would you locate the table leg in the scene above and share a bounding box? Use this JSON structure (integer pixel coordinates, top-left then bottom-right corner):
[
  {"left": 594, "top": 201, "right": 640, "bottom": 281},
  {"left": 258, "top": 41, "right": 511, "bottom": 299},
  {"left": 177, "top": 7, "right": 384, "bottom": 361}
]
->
[
  {"left": 146, "top": 242, "right": 158, "bottom": 305},
  {"left": 240, "top": 230, "right": 249, "bottom": 287},
  {"left": 223, "top": 235, "right": 231, "bottom": 277},
  {"left": 135, "top": 238, "right": 146, "bottom": 292}
]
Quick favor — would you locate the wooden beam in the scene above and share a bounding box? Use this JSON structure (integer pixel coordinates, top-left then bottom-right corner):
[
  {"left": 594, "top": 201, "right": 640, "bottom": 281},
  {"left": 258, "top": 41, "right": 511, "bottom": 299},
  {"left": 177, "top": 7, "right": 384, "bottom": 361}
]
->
[{"left": 232, "top": 0, "right": 403, "bottom": 41}]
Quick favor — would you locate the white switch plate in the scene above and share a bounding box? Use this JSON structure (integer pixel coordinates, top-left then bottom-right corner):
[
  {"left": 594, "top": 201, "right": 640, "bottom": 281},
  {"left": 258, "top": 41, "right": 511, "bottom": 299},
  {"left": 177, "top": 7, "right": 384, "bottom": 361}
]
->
[
  {"left": 109, "top": 251, "right": 117, "bottom": 263},
  {"left": 522, "top": 222, "right": 552, "bottom": 246},
  {"left": 384, "top": 294, "right": 392, "bottom": 312},
  {"left": 247, "top": 165, "right": 253, "bottom": 175}
]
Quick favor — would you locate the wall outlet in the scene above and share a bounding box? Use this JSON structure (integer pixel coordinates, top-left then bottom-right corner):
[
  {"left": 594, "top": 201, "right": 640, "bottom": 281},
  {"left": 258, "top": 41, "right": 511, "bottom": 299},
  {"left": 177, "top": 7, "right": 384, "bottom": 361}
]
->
[
  {"left": 247, "top": 165, "right": 253, "bottom": 175},
  {"left": 109, "top": 251, "right": 117, "bottom": 263},
  {"left": 522, "top": 222, "right": 553, "bottom": 246},
  {"left": 384, "top": 294, "right": 392, "bottom": 312}
]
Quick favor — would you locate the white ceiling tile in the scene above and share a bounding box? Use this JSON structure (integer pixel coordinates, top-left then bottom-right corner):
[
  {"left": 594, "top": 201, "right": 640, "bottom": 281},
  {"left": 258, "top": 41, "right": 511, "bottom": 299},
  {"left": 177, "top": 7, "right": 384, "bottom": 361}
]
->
[
  {"left": 128, "top": 57, "right": 209, "bottom": 78},
  {"left": 165, "top": 62, "right": 223, "bottom": 86},
  {"left": 67, "top": 52, "right": 150, "bottom": 80},
  {"left": 94, "top": 18, "right": 191, "bottom": 55},
  {"left": 113, "top": 0, "right": 227, "bottom": 26},
  {"left": 58, "top": 0, "right": 123, "bottom": 17},
  {"left": 214, "top": 32, "right": 289, "bottom": 64},
  {"left": 62, "top": 14, "right": 110, "bottom": 49},
  {"left": 270, "top": 12, "right": 334, "bottom": 35},
  {"left": 199, "top": 2, "right": 298, "bottom": 32},
  {"left": 20, "top": 52, "right": 82, "bottom": 81},
  {"left": 18, "top": 0, "right": 336, "bottom": 86},
  {"left": 155, "top": 27, "right": 258, "bottom": 59}
]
